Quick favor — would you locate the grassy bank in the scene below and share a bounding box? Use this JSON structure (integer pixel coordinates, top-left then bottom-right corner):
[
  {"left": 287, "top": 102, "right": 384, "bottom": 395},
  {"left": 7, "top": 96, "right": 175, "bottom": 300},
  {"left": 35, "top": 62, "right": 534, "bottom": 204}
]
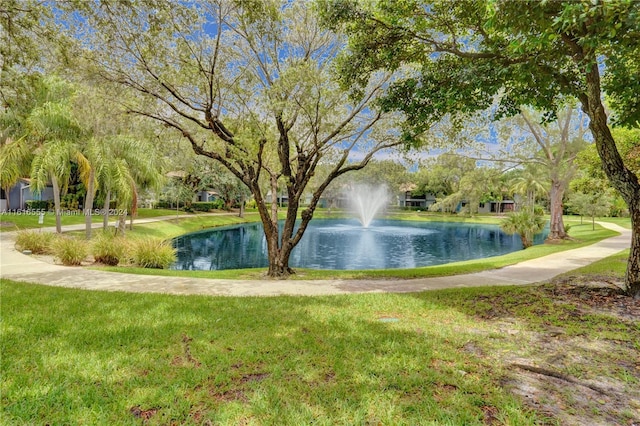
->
[{"left": 2, "top": 252, "right": 638, "bottom": 425}]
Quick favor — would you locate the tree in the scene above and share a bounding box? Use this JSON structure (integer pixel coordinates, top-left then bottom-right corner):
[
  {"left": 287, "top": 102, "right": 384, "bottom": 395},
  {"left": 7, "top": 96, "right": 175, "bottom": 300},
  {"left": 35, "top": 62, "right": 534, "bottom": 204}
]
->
[
  {"left": 345, "top": 159, "right": 409, "bottom": 190},
  {"left": 500, "top": 210, "right": 546, "bottom": 249},
  {"left": 93, "top": 135, "right": 165, "bottom": 237},
  {"left": 509, "top": 165, "right": 548, "bottom": 213},
  {"left": 519, "top": 107, "right": 587, "bottom": 239},
  {"left": 416, "top": 153, "right": 476, "bottom": 200},
  {"left": 26, "top": 79, "right": 89, "bottom": 234},
  {"left": 480, "top": 106, "right": 588, "bottom": 239},
  {"left": 63, "top": 1, "right": 405, "bottom": 277},
  {"left": 172, "top": 155, "right": 249, "bottom": 214},
  {"left": 570, "top": 126, "right": 640, "bottom": 218},
  {"left": 70, "top": 84, "right": 166, "bottom": 238},
  {"left": 324, "top": 0, "right": 640, "bottom": 297},
  {"left": 566, "top": 190, "right": 613, "bottom": 231}
]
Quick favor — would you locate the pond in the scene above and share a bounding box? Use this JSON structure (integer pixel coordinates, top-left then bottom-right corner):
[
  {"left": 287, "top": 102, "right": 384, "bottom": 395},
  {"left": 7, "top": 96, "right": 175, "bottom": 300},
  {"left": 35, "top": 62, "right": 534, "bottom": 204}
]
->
[{"left": 171, "top": 219, "right": 548, "bottom": 271}]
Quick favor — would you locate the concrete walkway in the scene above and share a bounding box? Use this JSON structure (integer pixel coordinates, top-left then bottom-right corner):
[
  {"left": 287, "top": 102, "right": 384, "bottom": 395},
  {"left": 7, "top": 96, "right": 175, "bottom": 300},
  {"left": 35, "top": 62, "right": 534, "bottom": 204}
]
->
[{"left": 0, "top": 217, "right": 631, "bottom": 297}]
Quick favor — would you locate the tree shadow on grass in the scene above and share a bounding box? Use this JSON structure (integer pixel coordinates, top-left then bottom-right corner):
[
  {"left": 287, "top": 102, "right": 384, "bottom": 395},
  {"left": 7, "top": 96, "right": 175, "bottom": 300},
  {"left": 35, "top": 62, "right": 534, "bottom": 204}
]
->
[{"left": 1, "top": 280, "right": 533, "bottom": 425}]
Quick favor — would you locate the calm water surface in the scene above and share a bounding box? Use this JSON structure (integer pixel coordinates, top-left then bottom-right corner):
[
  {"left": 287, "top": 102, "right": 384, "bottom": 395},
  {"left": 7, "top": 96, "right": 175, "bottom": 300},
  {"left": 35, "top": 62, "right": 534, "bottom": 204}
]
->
[{"left": 171, "top": 219, "right": 548, "bottom": 271}]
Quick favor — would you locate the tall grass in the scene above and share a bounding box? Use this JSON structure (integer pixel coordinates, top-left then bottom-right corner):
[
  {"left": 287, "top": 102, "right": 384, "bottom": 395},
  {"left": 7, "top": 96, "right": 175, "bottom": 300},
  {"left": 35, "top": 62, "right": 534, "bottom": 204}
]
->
[
  {"left": 14, "top": 230, "right": 55, "bottom": 254},
  {"left": 52, "top": 236, "right": 89, "bottom": 266},
  {"left": 91, "top": 232, "right": 126, "bottom": 266},
  {"left": 128, "top": 237, "right": 177, "bottom": 269}
]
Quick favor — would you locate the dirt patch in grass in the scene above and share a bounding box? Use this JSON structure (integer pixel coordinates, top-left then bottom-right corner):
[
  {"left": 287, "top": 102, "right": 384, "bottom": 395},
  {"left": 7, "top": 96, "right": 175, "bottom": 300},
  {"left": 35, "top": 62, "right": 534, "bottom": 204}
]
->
[
  {"left": 478, "top": 279, "right": 640, "bottom": 426},
  {"left": 129, "top": 405, "right": 159, "bottom": 421},
  {"left": 544, "top": 275, "right": 640, "bottom": 321}
]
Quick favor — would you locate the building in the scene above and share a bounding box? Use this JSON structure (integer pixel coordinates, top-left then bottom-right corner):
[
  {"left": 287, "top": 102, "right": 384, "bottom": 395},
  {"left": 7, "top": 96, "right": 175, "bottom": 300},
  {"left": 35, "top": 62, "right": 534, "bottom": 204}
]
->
[
  {"left": 398, "top": 183, "right": 437, "bottom": 209},
  {"left": 1, "top": 178, "right": 54, "bottom": 211}
]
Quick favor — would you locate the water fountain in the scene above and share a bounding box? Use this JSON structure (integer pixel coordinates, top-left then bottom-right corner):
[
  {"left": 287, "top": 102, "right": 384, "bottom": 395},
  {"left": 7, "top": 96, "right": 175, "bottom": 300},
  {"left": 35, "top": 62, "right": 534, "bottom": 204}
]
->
[
  {"left": 349, "top": 184, "right": 389, "bottom": 227},
  {"left": 170, "top": 184, "right": 549, "bottom": 270}
]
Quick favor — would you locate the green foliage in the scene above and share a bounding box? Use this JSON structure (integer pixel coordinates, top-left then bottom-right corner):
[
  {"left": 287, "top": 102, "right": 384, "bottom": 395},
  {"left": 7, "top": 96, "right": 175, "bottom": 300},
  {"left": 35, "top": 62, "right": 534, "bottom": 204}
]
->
[
  {"left": 128, "top": 237, "right": 177, "bottom": 269},
  {"left": 52, "top": 236, "right": 89, "bottom": 266},
  {"left": 500, "top": 211, "right": 546, "bottom": 249},
  {"left": 59, "top": 193, "right": 81, "bottom": 210},
  {"left": 24, "top": 200, "right": 50, "bottom": 210},
  {"left": 0, "top": 137, "right": 32, "bottom": 197},
  {"left": 324, "top": 0, "right": 639, "bottom": 126},
  {"left": 15, "top": 230, "right": 55, "bottom": 254},
  {"left": 566, "top": 191, "right": 614, "bottom": 229},
  {"left": 91, "top": 232, "right": 126, "bottom": 266},
  {"left": 153, "top": 201, "right": 175, "bottom": 209},
  {"left": 611, "top": 127, "right": 640, "bottom": 175},
  {"left": 190, "top": 200, "right": 225, "bottom": 212},
  {"left": 59, "top": 1, "right": 406, "bottom": 277}
]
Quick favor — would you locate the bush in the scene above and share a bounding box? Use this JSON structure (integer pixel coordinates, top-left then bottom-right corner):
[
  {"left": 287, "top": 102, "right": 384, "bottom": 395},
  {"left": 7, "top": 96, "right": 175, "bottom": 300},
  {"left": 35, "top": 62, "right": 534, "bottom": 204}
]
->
[
  {"left": 128, "top": 237, "right": 177, "bottom": 269},
  {"left": 92, "top": 232, "right": 126, "bottom": 266},
  {"left": 191, "top": 200, "right": 225, "bottom": 212},
  {"left": 25, "top": 200, "right": 51, "bottom": 210},
  {"left": 15, "top": 230, "right": 55, "bottom": 254},
  {"left": 154, "top": 201, "right": 173, "bottom": 209},
  {"left": 500, "top": 211, "right": 546, "bottom": 249},
  {"left": 52, "top": 237, "right": 89, "bottom": 266}
]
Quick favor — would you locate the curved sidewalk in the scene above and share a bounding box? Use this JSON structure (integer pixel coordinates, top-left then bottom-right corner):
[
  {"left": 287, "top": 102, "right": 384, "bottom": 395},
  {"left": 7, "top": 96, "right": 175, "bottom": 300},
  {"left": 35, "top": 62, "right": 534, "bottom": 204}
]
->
[{"left": 0, "top": 220, "right": 631, "bottom": 297}]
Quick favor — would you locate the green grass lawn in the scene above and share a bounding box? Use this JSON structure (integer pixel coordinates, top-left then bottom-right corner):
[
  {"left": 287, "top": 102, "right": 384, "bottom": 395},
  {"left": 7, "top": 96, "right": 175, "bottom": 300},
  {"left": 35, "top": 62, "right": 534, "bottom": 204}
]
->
[
  {"left": 595, "top": 216, "right": 632, "bottom": 229},
  {"left": 2, "top": 250, "right": 638, "bottom": 425}
]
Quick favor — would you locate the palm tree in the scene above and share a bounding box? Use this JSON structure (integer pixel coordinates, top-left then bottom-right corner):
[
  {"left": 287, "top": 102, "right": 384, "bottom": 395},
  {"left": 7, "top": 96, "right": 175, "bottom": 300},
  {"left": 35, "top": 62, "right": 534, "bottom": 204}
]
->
[
  {"left": 510, "top": 167, "right": 548, "bottom": 213},
  {"left": 30, "top": 140, "right": 91, "bottom": 233},
  {"left": 92, "top": 135, "right": 165, "bottom": 236},
  {"left": 27, "top": 100, "right": 87, "bottom": 233},
  {"left": 500, "top": 211, "right": 546, "bottom": 249}
]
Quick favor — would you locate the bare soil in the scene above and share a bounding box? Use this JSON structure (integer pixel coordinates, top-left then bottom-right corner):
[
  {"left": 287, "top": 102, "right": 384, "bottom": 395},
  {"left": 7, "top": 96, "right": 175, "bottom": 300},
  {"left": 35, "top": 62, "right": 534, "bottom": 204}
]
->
[{"left": 487, "top": 278, "right": 640, "bottom": 426}]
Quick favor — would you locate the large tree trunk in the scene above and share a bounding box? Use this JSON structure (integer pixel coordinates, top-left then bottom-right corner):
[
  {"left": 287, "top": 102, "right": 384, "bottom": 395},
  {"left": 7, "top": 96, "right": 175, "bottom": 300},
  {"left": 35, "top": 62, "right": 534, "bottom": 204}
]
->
[
  {"left": 52, "top": 175, "right": 62, "bottom": 234},
  {"left": 266, "top": 244, "right": 294, "bottom": 278},
  {"left": 583, "top": 68, "right": 640, "bottom": 298},
  {"left": 263, "top": 175, "right": 292, "bottom": 277},
  {"left": 547, "top": 179, "right": 567, "bottom": 241},
  {"left": 627, "top": 205, "right": 640, "bottom": 300}
]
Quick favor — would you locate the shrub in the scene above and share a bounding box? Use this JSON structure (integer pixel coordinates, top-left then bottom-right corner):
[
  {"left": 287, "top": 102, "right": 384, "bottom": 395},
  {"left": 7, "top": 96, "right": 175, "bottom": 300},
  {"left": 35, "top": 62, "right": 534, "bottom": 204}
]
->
[
  {"left": 128, "top": 237, "right": 176, "bottom": 269},
  {"left": 191, "top": 200, "right": 225, "bottom": 212},
  {"left": 92, "top": 232, "right": 126, "bottom": 266},
  {"left": 500, "top": 211, "right": 546, "bottom": 249},
  {"left": 25, "top": 200, "right": 50, "bottom": 210},
  {"left": 15, "top": 230, "right": 55, "bottom": 254},
  {"left": 153, "top": 201, "right": 173, "bottom": 209},
  {"left": 52, "top": 237, "right": 89, "bottom": 266}
]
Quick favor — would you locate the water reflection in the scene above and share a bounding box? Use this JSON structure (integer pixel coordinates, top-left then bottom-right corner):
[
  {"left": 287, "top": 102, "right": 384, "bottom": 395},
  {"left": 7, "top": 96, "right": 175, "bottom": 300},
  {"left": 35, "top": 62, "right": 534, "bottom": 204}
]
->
[{"left": 171, "top": 219, "right": 548, "bottom": 271}]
